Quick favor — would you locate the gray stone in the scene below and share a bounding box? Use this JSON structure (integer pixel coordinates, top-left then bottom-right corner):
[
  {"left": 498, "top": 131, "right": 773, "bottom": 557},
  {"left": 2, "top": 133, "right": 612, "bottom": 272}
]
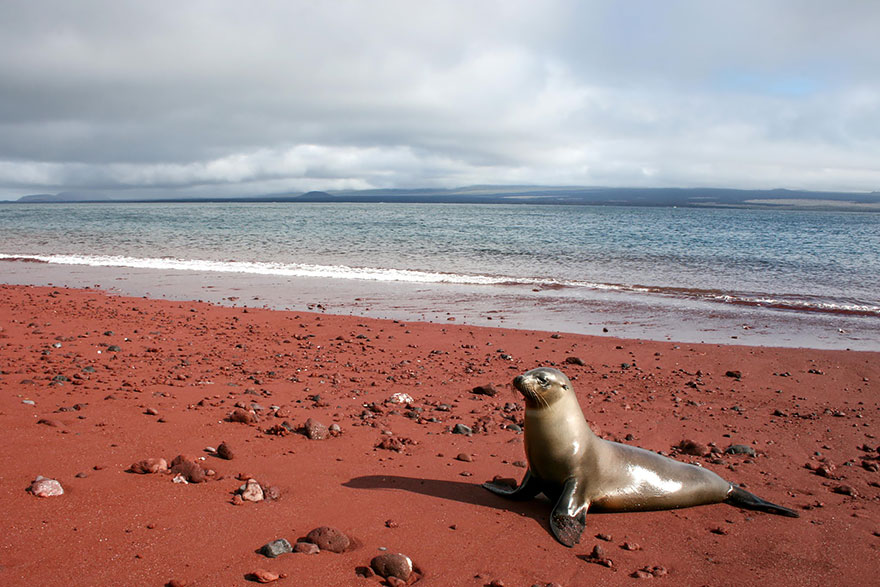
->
[{"left": 260, "top": 538, "right": 293, "bottom": 558}]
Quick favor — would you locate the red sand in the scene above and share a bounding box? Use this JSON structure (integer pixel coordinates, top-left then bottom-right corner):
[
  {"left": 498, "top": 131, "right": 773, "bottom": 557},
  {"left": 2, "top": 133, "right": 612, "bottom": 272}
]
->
[{"left": 1, "top": 284, "right": 877, "bottom": 586}]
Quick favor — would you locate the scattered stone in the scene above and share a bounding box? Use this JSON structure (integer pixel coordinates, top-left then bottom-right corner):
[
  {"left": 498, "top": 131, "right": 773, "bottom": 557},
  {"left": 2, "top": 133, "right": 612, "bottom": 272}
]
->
[
  {"left": 388, "top": 392, "right": 413, "bottom": 405},
  {"left": 376, "top": 436, "right": 411, "bottom": 452},
  {"left": 260, "top": 538, "right": 293, "bottom": 558},
  {"left": 239, "top": 478, "right": 264, "bottom": 502},
  {"left": 305, "top": 526, "right": 350, "bottom": 553},
  {"left": 37, "top": 418, "right": 63, "bottom": 427},
  {"left": 472, "top": 384, "right": 499, "bottom": 397},
  {"left": 725, "top": 370, "right": 742, "bottom": 379},
  {"left": 580, "top": 544, "right": 613, "bottom": 567},
  {"left": 129, "top": 458, "right": 169, "bottom": 474},
  {"left": 725, "top": 444, "right": 756, "bottom": 457},
  {"left": 452, "top": 423, "right": 473, "bottom": 436},
  {"left": 370, "top": 552, "right": 413, "bottom": 581},
  {"left": 832, "top": 484, "right": 859, "bottom": 497},
  {"left": 676, "top": 440, "right": 707, "bottom": 456},
  {"left": 226, "top": 408, "right": 258, "bottom": 424},
  {"left": 264, "top": 485, "right": 281, "bottom": 501},
  {"left": 632, "top": 565, "right": 668, "bottom": 578},
  {"left": 216, "top": 441, "right": 235, "bottom": 460},
  {"left": 166, "top": 580, "right": 188, "bottom": 587},
  {"left": 293, "top": 541, "right": 319, "bottom": 554},
  {"left": 621, "top": 541, "right": 642, "bottom": 551},
  {"left": 596, "top": 533, "right": 613, "bottom": 541},
  {"left": 303, "top": 418, "right": 329, "bottom": 440},
  {"left": 145, "top": 407, "right": 159, "bottom": 416},
  {"left": 248, "top": 569, "right": 280, "bottom": 583},
  {"left": 28, "top": 476, "right": 64, "bottom": 497},
  {"left": 564, "top": 356, "right": 586, "bottom": 366},
  {"left": 455, "top": 453, "right": 473, "bottom": 462},
  {"left": 169, "top": 455, "right": 207, "bottom": 483},
  {"left": 355, "top": 566, "right": 376, "bottom": 578},
  {"left": 385, "top": 519, "right": 399, "bottom": 528}
]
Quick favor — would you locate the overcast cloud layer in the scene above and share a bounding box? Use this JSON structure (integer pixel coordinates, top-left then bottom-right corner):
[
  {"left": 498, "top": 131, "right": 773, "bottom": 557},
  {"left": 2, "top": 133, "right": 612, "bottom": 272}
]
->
[{"left": 1, "top": 0, "right": 879, "bottom": 199}]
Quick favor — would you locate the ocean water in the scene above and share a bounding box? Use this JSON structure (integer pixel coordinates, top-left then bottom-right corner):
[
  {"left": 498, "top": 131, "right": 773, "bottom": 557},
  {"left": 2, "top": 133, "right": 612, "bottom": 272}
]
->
[{"left": 1, "top": 202, "right": 878, "bottom": 349}]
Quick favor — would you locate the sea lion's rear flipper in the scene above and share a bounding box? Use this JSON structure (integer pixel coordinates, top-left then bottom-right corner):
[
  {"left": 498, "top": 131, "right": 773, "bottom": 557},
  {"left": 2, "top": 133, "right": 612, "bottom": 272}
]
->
[
  {"left": 482, "top": 469, "right": 542, "bottom": 501},
  {"left": 550, "top": 477, "right": 589, "bottom": 547},
  {"left": 725, "top": 485, "right": 799, "bottom": 518}
]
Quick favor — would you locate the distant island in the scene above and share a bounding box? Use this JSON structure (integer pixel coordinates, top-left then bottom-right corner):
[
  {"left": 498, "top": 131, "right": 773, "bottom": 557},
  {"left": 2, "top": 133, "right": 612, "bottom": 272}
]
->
[{"left": 10, "top": 186, "right": 880, "bottom": 210}]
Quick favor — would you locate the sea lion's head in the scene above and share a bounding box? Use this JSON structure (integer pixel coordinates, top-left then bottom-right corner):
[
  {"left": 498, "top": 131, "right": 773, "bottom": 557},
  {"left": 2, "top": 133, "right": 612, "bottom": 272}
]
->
[{"left": 513, "top": 367, "right": 572, "bottom": 408}]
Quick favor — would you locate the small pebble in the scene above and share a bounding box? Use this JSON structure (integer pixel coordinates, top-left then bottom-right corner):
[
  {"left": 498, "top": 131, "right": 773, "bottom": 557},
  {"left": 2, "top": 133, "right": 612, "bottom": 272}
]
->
[
  {"left": 249, "top": 569, "right": 280, "bottom": 583},
  {"left": 28, "top": 476, "right": 64, "bottom": 497},
  {"left": 293, "top": 541, "right": 320, "bottom": 554}
]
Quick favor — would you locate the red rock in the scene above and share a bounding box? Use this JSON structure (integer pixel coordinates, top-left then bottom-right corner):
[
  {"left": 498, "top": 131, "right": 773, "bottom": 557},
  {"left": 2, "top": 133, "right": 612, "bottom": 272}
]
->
[
  {"left": 293, "top": 541, "right": 319, "bottom": 554},
  {"left": 303, "top": 417, "right": 329, "bottom": 440},
  {"left": 169, "top": 456, "right": 206, "bottom": 483},
  {"left": 304, "top": 526, "right": 350, "bottom": 553},
  {"left": 676, "top": 439, "right": 707, "bottom": 456},
  {"left": 129, "top": 458, "right": 168, "bottom": 474},
  {"left": 370, "top": 552, "right": 413, "bottom": 581},
  {"left": 227, "top": 408, "right": 258, "bottom": 424},
  {"left": 249, "top": 569, "right": 279, "bottom": 583}
]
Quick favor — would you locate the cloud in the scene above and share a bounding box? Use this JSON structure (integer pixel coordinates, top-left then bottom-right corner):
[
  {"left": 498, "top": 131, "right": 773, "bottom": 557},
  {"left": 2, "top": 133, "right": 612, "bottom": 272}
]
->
[{"left": 1, "top": 0, "right": 879, "bottom": 199}]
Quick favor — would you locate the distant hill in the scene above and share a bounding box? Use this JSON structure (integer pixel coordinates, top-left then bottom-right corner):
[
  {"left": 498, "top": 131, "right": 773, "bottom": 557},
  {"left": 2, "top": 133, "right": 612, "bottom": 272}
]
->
[
  {"left": 17, "top": 191, "right": 111, "bottom": 203},
  {"left": 10, "top": 186, "right": 880, "bottom": 210}
]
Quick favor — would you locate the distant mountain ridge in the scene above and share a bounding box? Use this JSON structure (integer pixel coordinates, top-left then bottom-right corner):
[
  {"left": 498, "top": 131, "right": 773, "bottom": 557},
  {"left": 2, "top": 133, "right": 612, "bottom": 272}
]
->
[{"left": 10, "top": 186, "right": 880, "bottom": 210}]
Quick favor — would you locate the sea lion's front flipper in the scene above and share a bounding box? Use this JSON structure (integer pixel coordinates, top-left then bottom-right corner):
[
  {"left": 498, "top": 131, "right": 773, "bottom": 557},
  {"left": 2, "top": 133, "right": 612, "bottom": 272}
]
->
[
  {"left": 725, "top": 485, "right": 800, "bottom": 518},
  {"left": 550, "top": 477, "right": 589, "bottom": 547},
  {"left": 482, "top": 469, "right": 542, "bottom": 501}
]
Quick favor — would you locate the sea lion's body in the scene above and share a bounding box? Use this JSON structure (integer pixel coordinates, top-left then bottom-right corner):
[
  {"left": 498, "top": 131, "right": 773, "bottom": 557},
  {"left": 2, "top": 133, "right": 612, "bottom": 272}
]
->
[{"left": 484, "top": 368, "right": 798, "bottom": 547}]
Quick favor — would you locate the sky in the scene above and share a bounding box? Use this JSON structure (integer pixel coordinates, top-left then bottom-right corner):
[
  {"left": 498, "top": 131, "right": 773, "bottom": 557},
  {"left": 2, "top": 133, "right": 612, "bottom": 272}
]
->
[{"left": 1, "top": 0, "right": 879, "bottom": 200}]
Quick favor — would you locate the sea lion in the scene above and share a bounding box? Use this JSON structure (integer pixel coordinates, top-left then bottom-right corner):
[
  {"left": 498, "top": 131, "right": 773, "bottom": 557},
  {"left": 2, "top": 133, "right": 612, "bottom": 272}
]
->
[{"left": 483, "top": 367, "right": 798, "bottom": 547}]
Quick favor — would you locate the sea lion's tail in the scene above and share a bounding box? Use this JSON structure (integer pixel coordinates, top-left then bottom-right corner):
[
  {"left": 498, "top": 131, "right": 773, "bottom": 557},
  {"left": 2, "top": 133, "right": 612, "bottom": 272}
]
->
[{"left": 725, "top": 485, "right": 799, "bottom": 518}]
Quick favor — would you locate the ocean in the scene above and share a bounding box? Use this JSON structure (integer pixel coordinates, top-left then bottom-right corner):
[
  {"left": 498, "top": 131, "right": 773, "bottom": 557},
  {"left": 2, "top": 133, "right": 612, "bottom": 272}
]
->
[{"left": 1, "top": 202, "right": 878, "bottom": 349}]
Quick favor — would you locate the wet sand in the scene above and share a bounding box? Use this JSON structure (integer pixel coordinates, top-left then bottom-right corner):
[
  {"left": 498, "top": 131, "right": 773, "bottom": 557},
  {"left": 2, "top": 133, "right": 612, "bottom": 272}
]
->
[{"left": 1, "top": 284, "right": 878, "bottom": 586}]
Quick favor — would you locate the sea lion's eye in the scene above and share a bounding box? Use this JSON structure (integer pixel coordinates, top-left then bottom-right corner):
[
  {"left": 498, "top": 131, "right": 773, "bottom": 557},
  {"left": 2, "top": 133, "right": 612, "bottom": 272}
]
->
[{"left": 536, "top": 375, "right": 549, "bottom": 387}]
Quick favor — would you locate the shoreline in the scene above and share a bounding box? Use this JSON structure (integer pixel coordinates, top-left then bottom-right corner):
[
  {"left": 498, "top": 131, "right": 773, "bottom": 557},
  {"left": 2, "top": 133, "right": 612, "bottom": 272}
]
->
[
  {"left": 1, "top": 260, "right": 877, "bottom": 351},
  {"left": 1, "top": 283, "right": 878, "bottom": 585}
]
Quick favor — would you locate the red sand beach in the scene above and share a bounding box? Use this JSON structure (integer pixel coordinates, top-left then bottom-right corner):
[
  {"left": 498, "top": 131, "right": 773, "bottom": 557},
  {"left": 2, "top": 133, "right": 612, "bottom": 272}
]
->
[{"left": 1, "top": 284, "right": 877, "bottom": 586}]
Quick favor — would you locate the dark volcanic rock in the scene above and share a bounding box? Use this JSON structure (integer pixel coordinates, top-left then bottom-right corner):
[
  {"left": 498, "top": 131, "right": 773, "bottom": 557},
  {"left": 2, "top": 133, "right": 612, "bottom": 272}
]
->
[
  {"left": 725, "top": 444, "right": 756, "bottom": 457},
  {"left": 260, "top": 538, "right": 293, "bottom": 558},
  {"left": 472, "top": 384, "right": 499, "bottom": 397},
  {"left": 216, "top": 441, "right": 235, "bottom": 460}
]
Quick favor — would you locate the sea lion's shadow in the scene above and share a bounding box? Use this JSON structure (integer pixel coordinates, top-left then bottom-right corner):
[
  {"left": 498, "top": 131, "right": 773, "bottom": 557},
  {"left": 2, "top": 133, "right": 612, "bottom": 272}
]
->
[{"left": 343, "top": 475, "right": 550, "bottom": 529}]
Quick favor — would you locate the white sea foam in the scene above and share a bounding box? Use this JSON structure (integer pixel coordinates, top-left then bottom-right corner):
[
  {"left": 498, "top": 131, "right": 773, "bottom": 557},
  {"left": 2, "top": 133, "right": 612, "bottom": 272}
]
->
[
  {"left": 0, "top": 252, "right": 578, "bottom": 288},
  {"left": 3, "top": 252, "right": 877, "bottom": 316}
]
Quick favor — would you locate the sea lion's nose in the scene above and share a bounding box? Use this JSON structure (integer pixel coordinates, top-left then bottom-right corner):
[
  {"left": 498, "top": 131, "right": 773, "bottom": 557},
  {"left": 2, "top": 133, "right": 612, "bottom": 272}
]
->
[{"left": 513, "top": 374, "right": 524, "bottom": 388}]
